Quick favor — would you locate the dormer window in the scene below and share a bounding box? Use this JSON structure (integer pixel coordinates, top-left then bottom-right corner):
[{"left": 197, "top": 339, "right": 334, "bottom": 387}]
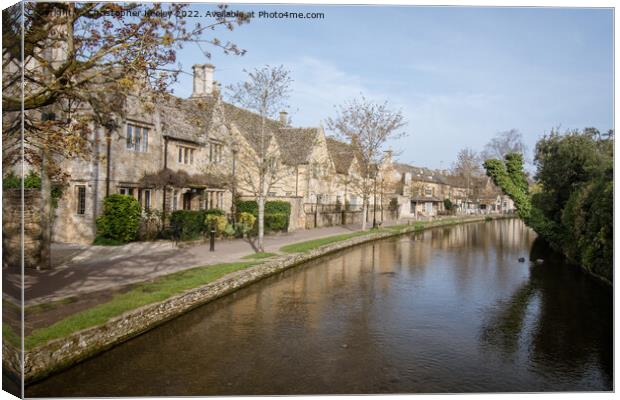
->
[{"left": 126, "top": 123, "right": 149, "bottom": 152}]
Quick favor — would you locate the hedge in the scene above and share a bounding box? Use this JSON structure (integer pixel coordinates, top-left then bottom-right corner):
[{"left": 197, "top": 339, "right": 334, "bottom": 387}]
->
[
  {"left": 169, "top": 209, "right": 225, "bottom": 241},
  {"left": 236, "top": 200, "right": 291, "bottom": 232},
  {"left": 95, "top": 195, "right": 142, "bottom": 244},
  {"left": 236, "top": 200, "right": 291, "bottom": 215}
]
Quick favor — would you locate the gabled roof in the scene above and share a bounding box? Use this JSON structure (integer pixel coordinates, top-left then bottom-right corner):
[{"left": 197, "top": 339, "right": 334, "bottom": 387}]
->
[
  {"left": 275, "top": 127, "right": 319, "bottom": 166},
  {"left": 221, "top": 102, "right": 281, "bottom": 154},
  {"left": 158, "top": 95, "right": 217, "bottom": 145},
  {"left": 326, "top": 137, "right": 356, "bottom": 174}
]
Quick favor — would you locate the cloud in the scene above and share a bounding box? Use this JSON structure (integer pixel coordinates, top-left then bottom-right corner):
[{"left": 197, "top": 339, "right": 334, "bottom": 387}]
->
[{"left": 284, "top": 57, "right": 372, "bottom": 127}]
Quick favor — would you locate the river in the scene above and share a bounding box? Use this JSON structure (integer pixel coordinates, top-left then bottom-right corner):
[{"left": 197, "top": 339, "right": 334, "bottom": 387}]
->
[{"left": 26, "top": 219, "right": 612, "bottom": 396}]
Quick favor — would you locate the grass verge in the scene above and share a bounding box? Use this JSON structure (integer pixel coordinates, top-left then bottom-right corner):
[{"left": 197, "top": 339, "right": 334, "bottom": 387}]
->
[
  {"left": 242, "top": 252, "right": 278, "bottom": 260},
  {"left": 26, "top": 297, "right": 78, "bottom": 314},
  {"left": 24, "top": 261, "right": 256, "bottom": 350},
  {"left": 3, "top": 323, "right": 21, "bottom": 348},
  {"left": 280, "top": 230, "right": 377, "bottom": 253}
]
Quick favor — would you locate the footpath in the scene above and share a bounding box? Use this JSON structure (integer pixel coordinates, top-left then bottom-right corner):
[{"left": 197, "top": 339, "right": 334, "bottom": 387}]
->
[{"left": 7, "top": 223, "right": 381, "bottom": 306}]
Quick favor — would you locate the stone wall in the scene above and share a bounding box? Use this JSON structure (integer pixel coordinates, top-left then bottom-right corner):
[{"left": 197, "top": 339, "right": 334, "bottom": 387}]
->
[
  {"left": 304, "top": 206, "right": 399, "bottom": 229},
  {"left": 3, "top": 188, "right": 41, "bottom": 269}
]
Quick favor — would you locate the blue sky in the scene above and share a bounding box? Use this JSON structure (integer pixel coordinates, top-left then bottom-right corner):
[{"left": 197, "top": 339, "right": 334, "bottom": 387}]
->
[{"left": 170, "top": 5, "right": 613, "bottom": 169}]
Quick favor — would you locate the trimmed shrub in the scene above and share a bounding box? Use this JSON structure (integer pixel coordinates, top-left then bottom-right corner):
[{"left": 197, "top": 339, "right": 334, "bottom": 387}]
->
[
  {"left": 223, "top": 223, "right": 236, "bottom": 238},
  {"left": 265, "top": 213, "right": 289, "bottom": 232},
  {"left": 95, "top": 194, "right": 142, "bottom": 244},
  {"left": 205, "top": 208, "right": 225, "bottom": 216},
  {"left": 265, "top": 200, "right": 291, "bottom": 214},
  {"left": 169, "top": 210, "right": 207, "bottom": 241},
  {"left": 205, "top": 214, "right": 227, "bottom": 236},
  {"left": 235, "top": 200, "right": 291, "bottom": 232},
  {"left": 237, "top": 212, "right": 256, "bottom": 237},
  {"left": 236, "top": 200, "right": 258, "bottom": 215}
]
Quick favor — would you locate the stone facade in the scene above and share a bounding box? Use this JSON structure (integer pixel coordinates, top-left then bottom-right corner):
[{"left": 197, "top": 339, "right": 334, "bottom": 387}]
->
[
  {"left": 3, "top": 189, "right": 42, "bottom": 269},
  {"left": 46, "top": 64, "right": 515, "bottom": 245}
]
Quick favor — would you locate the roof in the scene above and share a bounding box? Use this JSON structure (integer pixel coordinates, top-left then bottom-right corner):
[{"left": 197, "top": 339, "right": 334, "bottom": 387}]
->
[
  {"left": 158, "top": 95, "right": 217, "bottom": 145},
  {"left": 222, "top": 102, "right": 282, "bottom": 155},
  {"left": 275, "top": 128, "right": 319, "bottom": 166},
  {"left": 326, "top": 137, "right": 356, "bottom": 174},
  {"left": 395, "top": 162, "right": 450, "bottom": 184}
]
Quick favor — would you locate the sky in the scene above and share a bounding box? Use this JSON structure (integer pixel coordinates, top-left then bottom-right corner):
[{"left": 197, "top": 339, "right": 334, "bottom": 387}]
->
[{"left": 169, "top": 4, "right": 613, "bottom": 170}]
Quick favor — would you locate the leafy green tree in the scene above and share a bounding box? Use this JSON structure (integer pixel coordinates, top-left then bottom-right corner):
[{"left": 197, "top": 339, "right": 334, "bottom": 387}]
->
[
  {"left": 483, "top": 153, "right": 531, "bottom": 220},
  {"left": 485, "top": 128, "right": 613, "bottom": 283}
]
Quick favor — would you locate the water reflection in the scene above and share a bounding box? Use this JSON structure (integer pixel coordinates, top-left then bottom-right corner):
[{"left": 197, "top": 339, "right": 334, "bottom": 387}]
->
[
  {"left": 481, "top": 237, "right": 612, "bottom": 390},
  {"left": 27, "top": 219, "right": 612, "bottom": 396}
]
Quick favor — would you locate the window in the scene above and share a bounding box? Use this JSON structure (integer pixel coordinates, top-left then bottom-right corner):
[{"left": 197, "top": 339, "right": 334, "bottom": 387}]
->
[
  {"left": 178, "top": 146, "right": 195, "bottom": 164},
  {"left": 206, "top": 191, "right": 224, "bottom": 209},
  {"left": 144, "top": 190, "right": 151, "bottom": 210},
  {"left": 209, "top": 142, "right": 222, "bottom": 163},
  {"left": 119, "top": 187, "right": 134, "bottom": 196},
  {"left": 172, "top": 190, "right": 178, "bottom": 211},
  {"left": 76, "top": 186, "right": 86, "bottom": 215},
  {"left": 424, "top": 188, "right": 433, "bottom": 197},
  {"left": 126, "top": 124, "right": 149, "bottom": 152}
]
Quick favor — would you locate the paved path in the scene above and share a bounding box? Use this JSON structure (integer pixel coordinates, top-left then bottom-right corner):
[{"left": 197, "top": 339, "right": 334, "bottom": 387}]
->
[{"left": 6, "top": 222, "right": 406, "bottom": 305}]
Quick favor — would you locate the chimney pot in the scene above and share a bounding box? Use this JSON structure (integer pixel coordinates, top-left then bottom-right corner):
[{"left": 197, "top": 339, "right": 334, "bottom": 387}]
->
[{"left": 279, "top": 111, "right": 288, "bottom": 125}]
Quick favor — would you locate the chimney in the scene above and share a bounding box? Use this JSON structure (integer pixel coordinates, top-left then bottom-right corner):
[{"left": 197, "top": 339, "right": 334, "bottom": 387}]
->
[
  {"left": 279, "top": 111, "right": 289, "bottom": 125},
  {"left": 191, "top": 64, "right": 215, "bottom": 98}
]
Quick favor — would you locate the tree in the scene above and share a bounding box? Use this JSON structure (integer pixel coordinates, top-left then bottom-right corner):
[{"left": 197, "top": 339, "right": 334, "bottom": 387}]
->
[
  {"left": 484, "top": 128, "right": 613, "bottom": 283},
  {"left": 225, "top": 65, "right": 294, "bottom": 252},
  {"left": 327, "top": 96, "right": 406, "bottom": 230},
  {"left": 483, "top": 153, "right": 531, "bottom": 220},
  {"left": 3, "top": 2, "right": 248, "bottom": 268},
  {"left": 482, "top": 129, "right": 527, "bottom": 161},
  {"left": 451, "top": 148, "right": 482, "bottom": 206}
]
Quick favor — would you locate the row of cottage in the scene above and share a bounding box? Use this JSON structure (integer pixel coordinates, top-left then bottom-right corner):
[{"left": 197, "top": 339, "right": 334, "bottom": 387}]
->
[{"left": 54, "top": 64, "right": 514, "bottom": 244}]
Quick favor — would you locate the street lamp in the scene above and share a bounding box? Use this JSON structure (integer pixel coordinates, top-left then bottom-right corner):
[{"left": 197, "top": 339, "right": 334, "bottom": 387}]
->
[{"left": 231, "top": 141, "right": 240, "bottom": 226}]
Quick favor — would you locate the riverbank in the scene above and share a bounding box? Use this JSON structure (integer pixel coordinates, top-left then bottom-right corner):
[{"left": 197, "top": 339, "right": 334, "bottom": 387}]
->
[{"left": 5, "top": 215, "right": 511, "bottom": 384}]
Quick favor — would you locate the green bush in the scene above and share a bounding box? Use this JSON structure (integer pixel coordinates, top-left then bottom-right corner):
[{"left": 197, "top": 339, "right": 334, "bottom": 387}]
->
[
  {"left": 237, "top": 212, "right": 256, "bottom": 237},
  {"left": 265, "top": 213, "right": 289, "bottom": 232},
  {"left": 169, "top": 210, "right": 207, "bottom": 241},
  {"left": 236, "top": 200, "right": 258, "bottom": 215},
  {"left": 3, "top": 171, "right": 64, "bottom": 207},
  {"left": 205, "top": 214, "right": 227, "bottom": 236},
  {"left": 205, "top": 208, "right": 225, "bottom": 216},
  {"left": 95, "top": 194, "right": 142, "bottom": 244},
  {"left": 236, "top": 200, "right": 291, "bottom": 215},
  {"left": 223, "top": 223, "right": 236, "bottom": 238},
  {"left": 2, "top": 172, "right": 21, "bottom": 189},
  {"left": 265, "top": 200, "right": 291, "bottom": 214},
  {"left": 235, "top": 200, "right": 291, "bottom": 232},
  {"left": 168, "top": 209, "right": 227, "bottom": 241}
]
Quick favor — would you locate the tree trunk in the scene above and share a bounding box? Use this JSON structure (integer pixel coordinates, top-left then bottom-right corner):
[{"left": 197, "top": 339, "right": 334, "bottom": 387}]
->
[
  {"left": 361, "top": 197, "right": 368, "bottom": 231},
  {"left": 257, "top": 194, "right": 265, "bottom": 252},
  {"left": 39, "top": 150, "right": 53, "bottom": 270}
]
